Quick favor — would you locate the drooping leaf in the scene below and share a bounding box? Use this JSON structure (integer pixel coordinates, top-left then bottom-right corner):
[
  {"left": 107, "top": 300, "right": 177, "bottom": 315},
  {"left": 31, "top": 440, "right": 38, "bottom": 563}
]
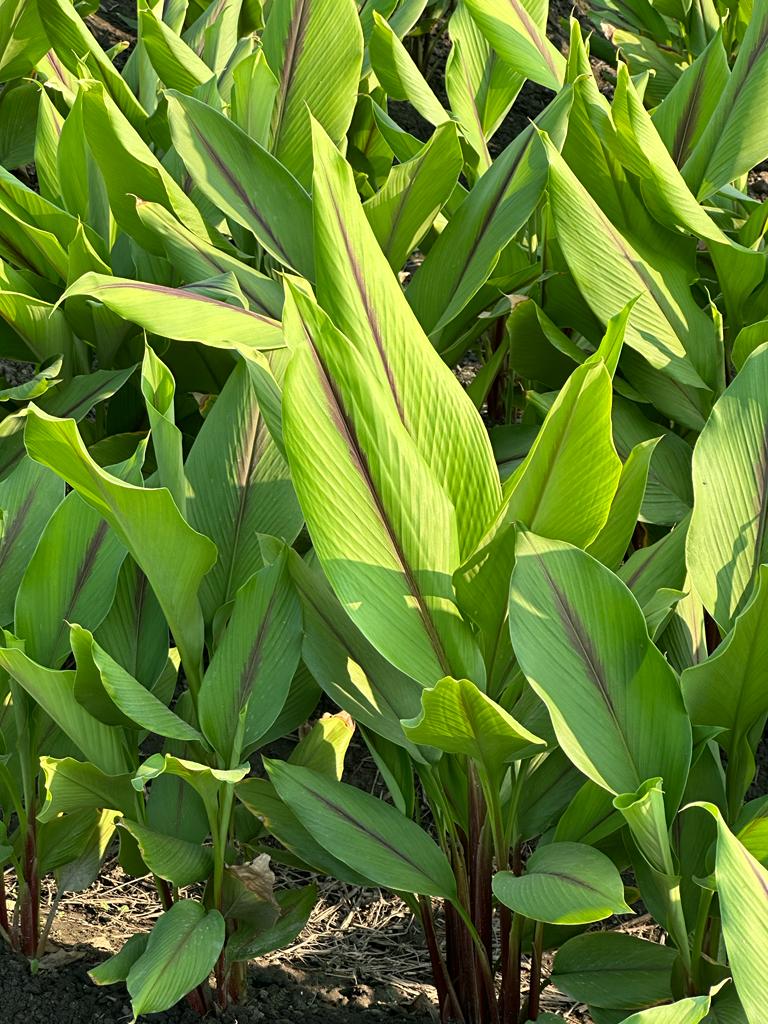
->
[{"left": 24, "top": 408, "right": 217, "bottom": 692}]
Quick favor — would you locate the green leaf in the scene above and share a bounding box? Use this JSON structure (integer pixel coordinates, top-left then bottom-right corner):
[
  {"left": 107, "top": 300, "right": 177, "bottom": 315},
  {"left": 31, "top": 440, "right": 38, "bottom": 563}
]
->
[
  {"left": 682, "top": 7, "right": 768, "bottom": 200},
  {"left": 166, "top": 92, "right": 314, "bottom": 277},
  {"left": 682, "top": 566, "right": 768, "bottom": 813},
  {"left": 138, "top": 4, "right": 213, "bottom": 94},
  {"left": 0, "top": 647, "right": 129, "bottom": 775},
  {"left": 61, "top": 273, "right": 283, "bottom": 352},
  {"left": 71, "top": 624, "right": 201, "bottom": 741},
  {"left": 198, "top": 552, "right": 302, "bottom": 762},
  {"left": 24, "top": 408, "right": 217, "bottom": 693},
  {"left": 407, "top": 87, "right": 573, "bottom": 339},
  {"left": 185, "top": 360, "right": 302, "bottom": 624},
  {"left": 90, "top": 933, "right": 149, "bottom": 986},
  {"left": 310, "top": 120, "right": 502, "bottom": 559},
  {"left": 551, "top": 932, "right": 676, "bottom": 1010},
  {"left": 0, "top": 456, "right": 63, "bottom": 625},
  {"left": 493, "top": 842, "right": 632, "bottom": 924},
  {"left": 464, "top": 0, "right": 566, "bottom": 90},
  {"left": 508, "top": 530, "right": 692, "bottom": 814},
  {"left": 401, "top": 676, "right": 544, "bottom": 777},
  {"left": 543, "top": 131, "right": 715, "bottom": 391},
  {"left": 687, "top": 343, "right": 768, "bottom": 631},
  {"left": 133, "top": 754, "right": 248, "bottom": 818},
  {"left": 363, "top": 122, "right": 462, "bottom": 271},
  {"left": 282, "top": 282, "right": 483, "bottom": 687},
  {"left": 141, "top": 345, "right": 185, "bottom": 512},
  {"left": 79, "top": 81, "right": 205, "bottom": 251},
  {"left": 617, "top": 997, "right": 712, "bottom": 1024},
  {"left": 690, "top": 805, "right": 768, "bottom": 1024},
  {"left": 119, "top": 820, "right": 213, "bottom": 887},
  {"left": 587, "top": 439, "right": 659, "bottom": 570},
  {"left": 125, "top": 901, "right": 225, "bottom": 1018},
  {"left": 262, "top": 0, "right": 363, "bottom": 187},
  {"left": 265, "top": 759, "right": 458, "bottom": 899},
  {"left": 227, "top": 885, "right": 317, "bottom": 961},
  {"left": 369, "top": 11, "right": 450, "bottom": 126},
  {"left": 38, "top": 756, "right": 136, "bottom": 822},
  {"left": 15, "top": 485, "right": 127, "bottom": 668}
]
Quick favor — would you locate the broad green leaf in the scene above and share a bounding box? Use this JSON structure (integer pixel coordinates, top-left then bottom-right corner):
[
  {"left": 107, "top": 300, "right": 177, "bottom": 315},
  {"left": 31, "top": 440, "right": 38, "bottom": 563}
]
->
[
  {"left": 464, "top": 0, "right": 565, "bottom": 90},
  {"left": 687, "top": 343, "right": 768, "bottom": 630},
  {"left": 61, "top": 273, "right": 283, "bottom": 351},
  {"left": 682, "top": 566, "right": 768, "bottom": 812},
  {"left": 166, "top": 92, "right": 314, "bottom": 277},
  {"left": 38, "top": 756, "right": 136, "bottom": 822},
  {"left": 134, "top": 200, "right": 282, "bottom": 318},
  {"left": 15, "top": 486, "right": 127, "bottom": 668},
  {"left": 126, "top": 901, "right": 225, "bottom": 1018},
  {"left": 138, "top": 4, "right": 213, "bottom": 94},
  {"left": 551, "top": 932, "right": 676, "bottom": 1010},
  {"left": 363, "top": 122, "right": 462, "bottom": 271},
  {"left": 401, "top": 676, "right": 544, "bottom": 777},
  {"left": 38, "top": 0, "right": 147, "bottom": 129},
  {"left": 407, "top": 87, "right": 572, "bottom": 338},
  {"left": 237, "top": 776, "right": 370, "bottom": 885},
  {"left": 198, "top": 553, "right": 302, "bottom": 762},
  {"left": 282, "top": 283, "right": 483, "bottom": 688},
  {"left": 505, "top": 360, "right": 622, "bottom": 545},
  {"left": 311, "top": 121, "right": 502, "bottom": 558},
  {"left": 609, "top": 65, "right": 732, "bottom": 246},
  {"left": 24, "top": 408, "right": 217, "bottom": 693},
  {"left": 185, "top": 360, "right": 302, "bottom": 624},
  {"left": 543, "top": 132, "right": 715, "bottom": 391},
  {"left": 493, "top": 842, "right": 632, "bottom": 924},
  {"left": 71, "top": 624, "right": 201, "bottom": 742},
  {"left": 692, "top": 805, "right": 768, "bottom": 1024},
  {"left": 265, "top": 759, "right": 457, "bottom": 899},
  {"left": 262, "top": 0, "right": 363, "bottom": 187},
  {"left": 120, "top": 820, "right": 213, "bottom": 887},
  {"left": 509, "top": 530, "right": 692, "bottom": 814},
  {"left": 0, "top": 291, "right": 76, "bottom": 370},
  {"left": 0, "top": 456, "right": 63, "bottom": 625},
  {"left": 682, "top": 6, "right": 768, "bottom": 200},
  {"left": 369, "top": 11, "right": 450, "bottom": 126},
  {"left": 79, "top": 82, "right": 206, "bottom": 252},
  {"left": 0, "top": 646, "right": 129, "bottom": 774},
  {"left": 133, "top": 754, "right": 248, "bottom": 817},
  {"left": 90, "top": 933, "right": 149, "bottom": 986},
  {"left": 618, "top": 997, "right": 711, "bottom": 1023},
  {"left": 446, "top": 0, "right": 523, "bottom": 171},
  {"left": 95, "top": 558, "right": 168, "bottom": 690},
  {"left": 289, "top": 711, "right": 355, "bottom": 780},
  {"left": 286, "top": 549, "right": 426, "bottom": 757},
  {"left": 652, "top": 33, "right": 729, "bottom": 168},
  {"left": 0, "top": 0, "right": 48, "bottom": 81}
]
